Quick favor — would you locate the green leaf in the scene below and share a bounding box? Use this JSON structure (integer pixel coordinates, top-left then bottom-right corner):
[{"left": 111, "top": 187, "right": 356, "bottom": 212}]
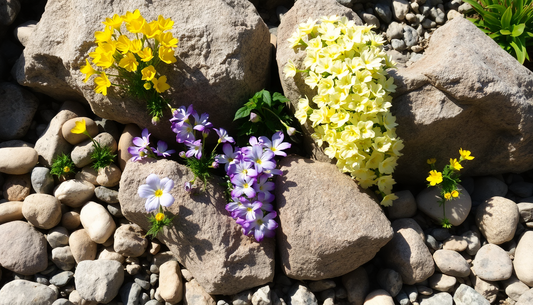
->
[
  {"left": 500, "top": 29, "right": 512, "bottom": 35},
  {"left": 489, "top": 32, "right": 502, "bottom": 39},
  {"left": 464, "top": 0, "right": 487, "bottom": 14},
  {"left": 501, "top": 6, "right": 513, "bottom": 29},
  {"left": 512, "top": 23, "right": 526, "bottom": 36},
  {"left": 272, "top": 92, "right": 289, "bottom": 103},
  {"left": 510, "top": 41, "right": 526, "bottom": 64},
  {"left": 527, "top": 31, "right": 533, "bottom": 37},
  {"left": 486, "top": 4, "right": 507, "bottom": 14},
  {"left": 234, "top": 107, "right": 252, "bottom": 121},
  {"left": 262, "top": 90, "right": 272, "bottom": 107}
]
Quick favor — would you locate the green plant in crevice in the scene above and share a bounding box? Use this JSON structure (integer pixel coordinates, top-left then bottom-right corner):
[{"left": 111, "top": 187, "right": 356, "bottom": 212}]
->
[
  {"left": 463, "top": 0, "right": 533, "bottom": 64},
  {"left": 50, "top": 153, "right": 76, "bottom": 179},
  {"left": 70, "top": 118, "right": 116, "bottom": 170}
]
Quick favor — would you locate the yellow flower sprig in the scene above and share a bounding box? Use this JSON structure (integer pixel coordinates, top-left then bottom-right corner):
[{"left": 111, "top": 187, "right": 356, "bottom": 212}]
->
[
  {"left": 71, "top": 119, "right": 116, "bottom": 170},
  {"left": 81, "top": 10, "right": 178, "bottom": 123},
  {"left": 426, "top": 148, "right": 475, "bottom": 228},
  {"left": 284, "top": 16, "right": 403, "bottom": 207}
]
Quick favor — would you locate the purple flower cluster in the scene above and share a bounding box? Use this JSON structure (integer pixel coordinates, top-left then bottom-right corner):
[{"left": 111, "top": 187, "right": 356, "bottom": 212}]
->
[
  {"left": 218, "top": 132, "right": 291, "bottom": 242},
  {"left": 129, "top": 128, "right": 175, "bottom": 161},
  {"left": 170, "top": 105, "right": 234, "bottom": 160}
]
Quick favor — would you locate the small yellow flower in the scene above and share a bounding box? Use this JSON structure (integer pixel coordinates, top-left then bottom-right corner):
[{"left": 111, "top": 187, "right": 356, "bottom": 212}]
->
[
  {"left": 138, "top": 47, "right": 154, "bottom": 62},
  {"left": 94, "top": 26, "right": 113, "bottom": 43},
  {"left": 102, "top": 14, "right": 123, "bottom": 29},
  {"left": 450, "top": 158, "right": 463, "bottom": 171},
  {"left": 142, "top": 21, "right": 161, "bottom": 38},
  {"left": 158, "top": 46, "right": 177, "bottom": 64},
  {"left": 71, "top": 119, "right": 87, "bottom": 134},
  {"left": 427, "top": 170, "right": 443, "bottom": 186},
  {"left": 381, "top": 193, "right": 398, "bottom": 207},
  {"left": 451, "top": 190, "right": 459, "bottom": 198},
  {"left": 152, "top": 75, "right": 170, "bottom": 93},
  {"left": 155, "top": 212, "right": 165, "bottom": 222},
  {"left": 118, "top": 52, "right": 139, "bottom": 72},
  {"left": 157, "top": 15, "right": 174, "bottom": 31},
  {"left": 141, "top": 65, "right": 156, "bottom": 81},
  {"left": 63, "top": 166, "right": 70, "bottom": 173},
  {"left": 144, "top": 82, "right": 152, "bottom": 90},
  {"left": 427, "top": 158, "right": 436, "bottom": 165},
  {"left": 158, "top": 32, "right": 179, "bottom": 48},
  {"left": 459, "top": 148, "right": 474, "bottom": 161},
  {"left": 444, "top": 192, "right": 451, "bottom": 200},
  {"left": 94, "top": 72, "right": 112, "bottom": 96},
  {"left": 80, "top": 59, "right": 97, "bottom": 83}
]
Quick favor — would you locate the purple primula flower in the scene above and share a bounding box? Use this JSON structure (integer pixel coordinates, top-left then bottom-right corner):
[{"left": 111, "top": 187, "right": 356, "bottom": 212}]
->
[
  {"left": 232, "top": 200, "right": 262, "bottom": 221},
  {"left": 248, "top": 136, "right": 265, "bottom": 147},
  {"left": 247, "top": 145, "right": 276, "bottom": 173},
  {"left": 184, "top": 181, "right": 192, "bottom": 193},
  {"left": 214, "top": 128, "right": 235, "bottom": 143},
  {"left": 226, "top": 196, "right": 248, "bottom": 215},
  {"left": 133, "top": 128, "right": 151, "bottom": 148},
  {"left": 170, "top": 105, "right": 196, "bottom": 123},
  {"left": 192, "top": 112, "right": 213, "bottom": 132},
  {"left": 249, "top": 112, "right": 261, "bottom": 123},
  {"left": 248, "top": 211, "right": 278, "bottom": 242},
  {"left": 171, "top": 121, "right": 195, "bottom": 143},
  {"left": 231, "top": 175, "right": 256, "bottom": 198},
  {"left": 128, "top": 145, "right": 147, "bottom": 162},
  {"left": 228, "top": 161, "right": 258, "bottom": 180},
  {"left": 138, "top": 174, "right": 175, "bottom": 212},
  {"left": 215, "top": 143, "right": 239, "bottom": 171},
  {"left": 253, "top": 174, "right": 275, "bottom": 201},
  {"left": 260, "top": 132, "right": 292, "bottom": 157},
  {"left": 261, "top": 168, "right": 283, "bottom": 178},
  {"left": 185, "top": 139, "right": 203, "bottom": 159},
  {"left": 154, "top": 140, "right": 175, "bottom": 157}
]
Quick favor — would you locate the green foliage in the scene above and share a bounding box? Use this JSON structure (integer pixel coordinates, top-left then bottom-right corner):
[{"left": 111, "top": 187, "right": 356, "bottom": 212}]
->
[
  {"left": 234, "top": 89, "right": 295, "bottom": 143},
  {"left": 146, "top": 212, "right": 173, "bottom": 239},
  {"left": 50, "top": 153, "right": 76, "bottom": 179},
  {"left": 91, "top": 143, "right": 116, "bottom": 170},
  {"left": 463, "top": 0, "right": 533, "bottom": 64},
  {"left": 185, "top": 155, "right": 213, "bottom": 189}
]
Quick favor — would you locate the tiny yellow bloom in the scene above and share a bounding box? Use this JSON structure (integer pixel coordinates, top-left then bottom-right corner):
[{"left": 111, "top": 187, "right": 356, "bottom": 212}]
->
[
  {"left": 102, "top": 14, "right": 123, "bottom": 29},
  {"left": 155, "top": 212, "right": 165, "bottom": 222},
  {"left": 80, "top": 59, "right": 97, "bottom": 83},
  {"left": 158, "top": 46, "right": 177, "bottom": 64},
  {"left": 94, "top": 26, "right": 113, "bottom": 43},
  {"left": 427, "top": 170, "right": 443, "bottom": 186},
  {"left": 283, "top": 59, "right": 296, "bottom": 79},
  {"left": 141, "top": 65, "right": 157, "bottom": 81},
  {"left": 138, "top": 47, "right": 154, "bottom": 62},
  {"left": 129, "top": 39, "right": 143, "bottom": 53},
  {"left": 126, "top": 17, "right": 145, "bottom": 33},
  {"left": 444, "top": 192, "right": 451, "bottom": 200},
  {"left": 381, "top": 193, "right": 398, "bottom": 207},
  {"left": 152, "top": 75, "right": 170, "bottom": 93},
  {"left": 71, "top": 119, "right": 87, "bottom": 134},
  {"left": 144, "top": 82, "right": 152, "bottom": 90},
  {"left": 459, "top": 148, "right": 474, "bottom": 161},
  {"left": 142, "top": 21, "right": 161, "bottom": 39},
  {"left": 451, "top": 190, "right": 459, "bottom": 198},
  {"left": 118, "top": 52, "right": 139, "bottom": 72},
  {"left": 157, "top": 15, "right": 174, "bottom": 31},
  {"left": 121, "top": 10, "right": 142, "bottom": 23},
  {"left": 450, "top": 158, "right": 463, "bottom": 171},
  {"left": 157, "top": 32, "right": 178, "bottom": 48},
  {"left": 116, "top": 35, "right": 132, "bottom": 54},
  {"left": 94, "top": 72, "right": 111, "bottom": 96},
  {"left": 63, "top": 166, "right": 70, "bottom": 173},
  {"left": 427, "top": 158, "right": 436, "bottom": 165}
]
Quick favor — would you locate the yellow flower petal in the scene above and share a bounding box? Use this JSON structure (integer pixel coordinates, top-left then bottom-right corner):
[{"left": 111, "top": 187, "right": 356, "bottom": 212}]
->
[{"left": 71, "top": 119, "right": 87, "bottom": 134}]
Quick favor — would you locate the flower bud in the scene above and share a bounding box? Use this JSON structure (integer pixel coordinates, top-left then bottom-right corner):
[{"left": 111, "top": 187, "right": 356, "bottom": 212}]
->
[
  {"left": 287, "top": 127, "right": 296, "bottom": 136},
  {"left": 249, "top": 112, "right": 261, "bottom": 123},
  {"left": 184, "top": 181, "right": 192, "bottom": 193},
  {"left": 179, "top": 151, "right": 186, "bottom": 158},
  {"left": 151, "top": 116, "right": 160, "bottom": 125},
  {"left": 211, "top": 161, "right": 219, "bottom": 169}
]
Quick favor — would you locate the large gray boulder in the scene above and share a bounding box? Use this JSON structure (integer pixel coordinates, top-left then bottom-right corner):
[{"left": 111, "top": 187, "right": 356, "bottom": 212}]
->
[
  {"left": 118, "top": 159, "right": 275, "bottom": 295},
  {"left": 14, "top": 0, "right": 271, "bottom": 143},
  {"left": 275, "top": 156, "right": 393, "bottom": 280}
]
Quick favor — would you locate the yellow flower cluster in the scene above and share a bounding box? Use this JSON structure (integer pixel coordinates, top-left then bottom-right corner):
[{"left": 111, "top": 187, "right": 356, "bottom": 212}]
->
[
  {"left": 81, "top": 10, "right": 177, "bottom": 96},
  {"left": 283, "top": 16, "right": 403, "bottom": 207}
]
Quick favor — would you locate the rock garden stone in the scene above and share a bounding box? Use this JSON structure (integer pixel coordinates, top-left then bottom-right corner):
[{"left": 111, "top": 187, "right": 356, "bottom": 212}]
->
[
  {"left": 69, "top": 229, "right": 97, "bottom": 263},
  {"left": 503, "top": 276, "right": 530, "bottom": 301},
  {"left": 428, "top": 273, "right": 456, "bottom": 292},
  {"left": 61, "top": 117, "right": 98, "bottom": 145},
  {"left": 80, "top": 201, "right": 116, "bottom": 244},
  {"left": 517, "top": 202, "right": 533, "bottom": 222},
  {"left": 119, "top": 159, "right": 275, "bottom": 295},
  {"left": 71, "top": 132, "right": 117, "bottom": 168},
  {"left": 386, "top": 21, "right": 404, "bottom": 40},
  {"left": 382, "top": 218, "right": 435, "bottom": 285},
  {"left": 14, "top": 20, "right": 37, "bottom": 47},
  {"left": 75, "top": 259, "right": 124, "bottom": 304},
  {"left": 420, "top": 292, "right": 453, "bottom": 305},
  {"left": 342, "top": 267, "right": 369, "bottom": 305},
  {"left": 363, "top": 289, "right": 394, "bottom": 305},
  {"left": 94, "top": 186, "right": 119, "bottom": 204},
  {"left": 98, "top": 247, "right": 125, "bottom": 263},
  {"left": 47, "top": 226, "right": 69, "bottom": 248},
  {"left": 75, "top": 166, "right": 98, "bottom": 185},
  {"left": 0, "top": 200, "right": 23, "bottom": 224},
  {"left": 0, "top": 220, "right": 48, "bottom": 275},
  {"left": 442, "top": 235, "right": 468, "bottom": 252},
  {"left": 475, "top": 196, "right": 519, "bottom": 245},
  {"left": 472, "top": 244, "right": 512, "bottom": 281},
  {"left": 50, "top": 271, "right": 74, "bottom": 287},
  {"left": 403, "top": 25, "right": 419, "bottom": 48},
  {"left": 386, "top": 190, "right": 417, "bottom": 220},
  {"left": 31, "top": 167, "right": 54, "bottom": 194},
  {"left": 275, "top": 156, "right": 393, "bottom": 280},
  {"left": 15, "top": 0, "right": 271, "bottom": 145},
  {"left": 377, "top": 269, "right": 402, "bottom": 297},
  {"left": 509, "top": 181, "right": 533, "bottom": 198},
  {"left": 453, "top": 284, "right": 489, "bottom": 305},
  {"left": 159, "top": 261, "right": 184, "bottom": 304},
  {"left": 462, "top": 230, "right": 481, "bottom": 256},
  {"left": 471, "top": 177, "right": 508, "bottom": 202},
  {"left": 416, "top": 184, "right": 471, "bottom": 226},
  {"left": 54, "top": 179, "right": 95, "bottom": 208},
  {"left": 361, "top": 12, "right": 380, "bottom": 28},
  {"left": 374, "top": 2, "right": 392, "bottom": 24},
  {"left": 51, "top": 246, "right": 76, "bottom": 271},
  {"left": 117, "top": 123, "right": 141, "bottom": 171},
  {"left": 517, "top": 288, "right": 533, "bottom": 305},
  {"left": 0, "top": 82, "right": 39, "bottom": 141},
  {"left": 3, "top": 173, "right": 31, "bottom": 201},
  {"left": 61, "top": 211, "right": 80, "bottom": 230},
  {"left": 471, "top": 276, "right": 498, "bottom": 304},
  {"left": 433, "top": 250, "right": 470, "bottom": 277},
  {"left": 391, "top": 39, "right": 407, "bottom": 51},
  {"left": 22, "top": 193, "right": 62, "bottom": 229},
  {"left": 289, "top": 284, "right": 318, "bottom": 305},
  {"left": 0, "top": 147, "right": 38, "bottom": 175},
  {"left": 184, "top": 279, "right": 216, "bottom": 305},
  {"left": 113, "top": 224, "right": 147, "bottom": 257},
  {"left": 33, "top": 101, "right": 86, "bottom": 167},
  {"left": 308, "top": 279, "right": 336, "bottom": 293},
  {"left": 0, "top": 279, "right": 57, "bottom": 305},
  {"left": 95, "top": 163, "right": 121, "bottom": 187},
  {"left": 514, "top": 231, "right": 533, "bottom": 286}
]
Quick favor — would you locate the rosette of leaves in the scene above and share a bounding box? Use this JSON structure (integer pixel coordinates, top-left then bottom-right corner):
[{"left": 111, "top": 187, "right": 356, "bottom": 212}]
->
[
  {"left": 50, "top": 153, "right": 76, "bottom": 179},
  {"left": 463, "top": 0, "right": 533, "bottom": 64}
]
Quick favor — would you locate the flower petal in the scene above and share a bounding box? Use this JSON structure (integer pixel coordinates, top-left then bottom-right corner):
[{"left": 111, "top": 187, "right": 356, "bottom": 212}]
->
[
  {"left": 145, "top": 196, "right": 159, "bottom": 212},
  {"left": 161, "top": 178, "right": 174, "bottom": 193},
  {"left": 146, "top": 174, "right": 160, "bottom": 189},
  {"left": 160, "top": 192, "right": 175, "bottom": 207},
  {"left": 138, "top": 184, "right": 155, "bottom": 198}
]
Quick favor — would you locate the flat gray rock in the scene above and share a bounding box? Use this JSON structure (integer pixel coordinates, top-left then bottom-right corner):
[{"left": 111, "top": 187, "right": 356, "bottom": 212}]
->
[
  {"left": 75, "top": 259, "right": 124, "bottom": 303},
  {"left": 0, "top": 280, "right": 57, "bottom": 305}
]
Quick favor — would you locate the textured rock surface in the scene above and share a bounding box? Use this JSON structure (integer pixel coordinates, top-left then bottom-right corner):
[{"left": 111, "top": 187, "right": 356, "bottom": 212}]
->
[
  {"left": 0, "top": 221, "right": 48, "bottom": 275},
  {"left": 276, "top": 0, "right": 362, "bottom": 162},
  {"left": 75, "top": 259, "right": 124, "bottom": 303},
  {"left": 472, "top": 244, "right": 512, "bottom": 281},
  {"left": 416, "top": 184, "right": 471, "bottom": 226},
  {"left": 453, "top": 284, "right": 490, "bottom": 305},
  {"left": 22, "top": 194, "right": 62, "bottom": 229},
  {"left": 514, "top": 231, "right": 533, "bottom": 286},
  {"left": 388, "top": 17, "right": 533, "bottom": 184},
  {"left": 80, "top": 201, "right": 116, "bottom": 244},
  {"left": 113, "top": 224, "right": 148, "bottom": 257},
  {"left": 0, "top": 200, "right": 24, "bottom": 224},
  {"left": 14, "top": 0, "right": 271, "bottom": 144},
  {"left": 119, "top": 159, "right": 275, "bottom": 295},
  {"left": 475, "top": 196, "right": 519, "bottom": 245},
  {"left": 0, "top": 147, "right": 38, "bottom": 175},
  {"left": 381, "top": 218, "right": 434, "bottom": 285},
  {"left": 275, "top": 156, "right": 393, "bottom": 280},
  {"left": 0, "top": 280, "right": 57, "bottom": 305},
  {"left": 0, "top": 82, "right": 39, "bottom": 140}
]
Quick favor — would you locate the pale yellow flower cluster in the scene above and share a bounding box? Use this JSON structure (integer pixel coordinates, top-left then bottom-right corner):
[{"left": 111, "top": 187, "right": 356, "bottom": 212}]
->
[
  {"left": 81, "top": 10, "right": 177, "bottom": 95},
  {"left": 283, "top": 16, "right": 404, "bottom": 207}
]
